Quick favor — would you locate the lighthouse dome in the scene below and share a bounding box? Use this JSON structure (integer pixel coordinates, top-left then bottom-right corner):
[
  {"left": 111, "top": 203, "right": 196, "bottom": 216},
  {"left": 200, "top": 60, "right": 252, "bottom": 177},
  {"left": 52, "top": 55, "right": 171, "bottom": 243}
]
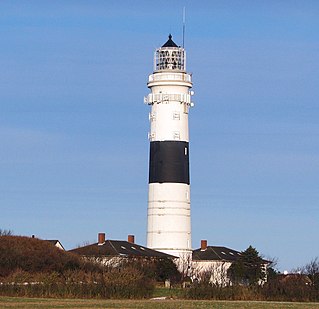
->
[{"left": 162, "top": 34, "right": 178, "bottom": 47}]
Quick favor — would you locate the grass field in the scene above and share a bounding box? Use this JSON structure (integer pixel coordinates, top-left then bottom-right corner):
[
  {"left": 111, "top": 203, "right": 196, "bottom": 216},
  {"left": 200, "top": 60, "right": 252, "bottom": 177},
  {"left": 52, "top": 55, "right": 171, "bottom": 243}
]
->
[{"left": 0, "top": 297, "right": 318, "bottom": 309}]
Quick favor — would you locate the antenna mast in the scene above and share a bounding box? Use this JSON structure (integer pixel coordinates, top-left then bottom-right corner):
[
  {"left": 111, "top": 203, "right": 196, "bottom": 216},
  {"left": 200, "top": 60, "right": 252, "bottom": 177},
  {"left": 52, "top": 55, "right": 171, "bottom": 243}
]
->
[{"left": 182, "top": 7, "right": 186, "bottom": 48}]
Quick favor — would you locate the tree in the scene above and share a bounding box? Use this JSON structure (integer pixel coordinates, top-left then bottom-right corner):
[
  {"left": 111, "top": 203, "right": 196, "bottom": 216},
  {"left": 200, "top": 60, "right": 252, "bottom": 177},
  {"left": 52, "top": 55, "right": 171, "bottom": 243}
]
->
[
  {"left": 0, "top": 229, "right": 13, "bottom": 236},
  {"left": 178, "top": 253, "right": 195, "bottom": 283},
  {"left": 154, "top": 258, "right": 181, "bottom": 283},
  {"left": 116, "top": 257, "right": 181, "bottom": 284},
  {"left": 305, "top": 257, "right": 319, "bottom": 290},
  {"left": 228, "top": 245, "right": 266, "bottom": 286},
  {"left": 265, "top": 256, "right": 279, "bottom": 281}
]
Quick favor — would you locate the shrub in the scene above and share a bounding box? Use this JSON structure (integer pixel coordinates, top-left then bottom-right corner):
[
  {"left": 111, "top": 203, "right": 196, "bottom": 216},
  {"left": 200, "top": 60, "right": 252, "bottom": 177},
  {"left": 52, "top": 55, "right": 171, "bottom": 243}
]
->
[
  {"left": 0, "top": 236, "right": 82, "bottom": 277},
  {"left": 118, "top": 257, "right": 180, "bottom": 283},
  {"left": 0, "top": 236, "right": 154, "bottom": 299},
  {"left": 185, "top": 283, "right": 263, "bottom": 301}
]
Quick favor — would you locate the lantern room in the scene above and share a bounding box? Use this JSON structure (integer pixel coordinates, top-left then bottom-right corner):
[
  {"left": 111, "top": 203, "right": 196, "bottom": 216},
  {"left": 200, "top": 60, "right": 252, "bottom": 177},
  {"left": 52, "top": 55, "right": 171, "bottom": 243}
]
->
[{"left": 154, "top": 34, "right": 186, "bottom": 72}]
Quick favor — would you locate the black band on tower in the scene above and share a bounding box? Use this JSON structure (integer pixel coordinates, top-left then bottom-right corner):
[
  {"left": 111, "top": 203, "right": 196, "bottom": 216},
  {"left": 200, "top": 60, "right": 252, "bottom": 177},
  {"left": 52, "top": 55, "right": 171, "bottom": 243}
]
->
[{"left": 149, "top": 141, "right": 189, "bottom": 184}]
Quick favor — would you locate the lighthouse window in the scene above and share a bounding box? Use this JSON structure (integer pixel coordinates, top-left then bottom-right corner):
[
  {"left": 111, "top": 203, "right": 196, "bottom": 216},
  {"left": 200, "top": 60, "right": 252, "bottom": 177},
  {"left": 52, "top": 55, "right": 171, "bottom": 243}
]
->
[
  {"left": 184, "top": 147, "right": 188, "bottom": 155},
  {"left": 148, "top": 132, "right": 156, "bottom": 141},
  {"left": 149, "top": 112, "right": 156, "bottom": 121},
  {"left": 173, "top": 112, "right": 180, "bottom": 120},
  {"left": 173, "top": 132, "right": 180, "bottom": 140}
]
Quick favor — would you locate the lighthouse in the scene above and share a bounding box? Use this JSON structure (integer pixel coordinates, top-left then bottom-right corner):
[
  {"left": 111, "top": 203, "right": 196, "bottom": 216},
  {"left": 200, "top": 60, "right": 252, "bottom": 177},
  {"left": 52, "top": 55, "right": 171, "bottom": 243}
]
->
[{"left": 145, "top": 34, "right": 194, "bottom": 257}]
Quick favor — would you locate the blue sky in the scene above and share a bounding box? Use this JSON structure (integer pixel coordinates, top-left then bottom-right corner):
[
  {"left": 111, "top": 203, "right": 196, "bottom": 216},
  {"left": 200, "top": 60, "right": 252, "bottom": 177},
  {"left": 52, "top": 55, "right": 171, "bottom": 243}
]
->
[{"left": 0, "top": 1, "right": 318, "bottom": 271}]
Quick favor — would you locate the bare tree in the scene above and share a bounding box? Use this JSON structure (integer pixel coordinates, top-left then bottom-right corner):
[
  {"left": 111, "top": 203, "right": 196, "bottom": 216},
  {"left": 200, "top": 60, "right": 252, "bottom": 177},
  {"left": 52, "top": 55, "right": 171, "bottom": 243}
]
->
[
  {"left": 177, "top": 253, "right": 193, "bottom": 283},
  {"left": 195, "top": 264, "right": 213, "bottom": 285},
  {"left": 305, "top": 257, "right": 319, "bottom": 288},
  {"left": 218, "top": 262, "right": 230, "bottom": 287},
  {"left": 195, "top": 262, "right": 230, "bottom": 287},
  {"left": 291, "top": 265, "right": 305, "bottom": 274},
  {"left": 262, "top": 256, "right": 279, "bottom": 282},
  {"left": 177, "top": 252, "right": 207, "bottom": 287},
  {"left": 76, "top": 240, "right": 94, "bottom": 248},
  {"left": 0, "top": 229, "right": 13, "bottom": 236}
]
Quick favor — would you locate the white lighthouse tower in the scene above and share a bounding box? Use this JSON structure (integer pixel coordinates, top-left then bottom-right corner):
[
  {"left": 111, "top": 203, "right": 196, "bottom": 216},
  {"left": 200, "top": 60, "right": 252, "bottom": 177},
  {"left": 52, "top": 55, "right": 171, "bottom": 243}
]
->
[{"left": 145, "top": 34, "right": 194, "bottom": 257}]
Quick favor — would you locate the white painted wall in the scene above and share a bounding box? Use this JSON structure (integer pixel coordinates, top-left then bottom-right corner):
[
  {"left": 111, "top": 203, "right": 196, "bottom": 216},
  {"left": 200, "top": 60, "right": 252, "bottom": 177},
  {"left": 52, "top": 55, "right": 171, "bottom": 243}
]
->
[
  {"left": 146, "top": 72, "right": 192, "bottom": 143},
  {"left": 147, "top": 183, "right": 191, "bottom": 257}
]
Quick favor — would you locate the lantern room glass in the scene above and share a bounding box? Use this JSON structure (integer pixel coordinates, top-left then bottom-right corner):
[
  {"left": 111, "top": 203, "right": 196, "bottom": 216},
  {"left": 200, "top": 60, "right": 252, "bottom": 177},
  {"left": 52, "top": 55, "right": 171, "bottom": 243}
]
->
[{"left": 154, "top": 47, "right": 185, "bottom": 71}]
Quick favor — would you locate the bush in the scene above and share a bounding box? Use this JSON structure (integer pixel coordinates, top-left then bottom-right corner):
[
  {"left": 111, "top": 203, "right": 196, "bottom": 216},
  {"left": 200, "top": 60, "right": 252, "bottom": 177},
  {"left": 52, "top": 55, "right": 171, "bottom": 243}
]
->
[
  {"left": 0, "top": 267, "right": 154, "bottom": 299},
  {"left": 185, "top": 283, "right": 263, "bottom": 301},
  {"left": 262, "top": 275, "right": 319, "bottom": 302},
  {"left": 0, "top": 236, "right": 82, "bottom": 277},
  {"left": 0, "top": 236, "right": 154, "bottom": 299},
  {"left": 184, "top": 277, "right": 319, "bottom": 302},
  {"left": 119, "top": 257, "right": 180, "bottom": 283}
]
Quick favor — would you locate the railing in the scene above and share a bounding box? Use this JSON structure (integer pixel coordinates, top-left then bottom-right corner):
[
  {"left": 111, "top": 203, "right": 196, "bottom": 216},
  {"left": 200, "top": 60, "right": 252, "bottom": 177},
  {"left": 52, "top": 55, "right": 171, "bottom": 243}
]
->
[
  {"left": 144, "top": 93, "right": 192, "bottom": 105},
  {"left": 148, "top": 73, "right": 192, "bottom": 83}
]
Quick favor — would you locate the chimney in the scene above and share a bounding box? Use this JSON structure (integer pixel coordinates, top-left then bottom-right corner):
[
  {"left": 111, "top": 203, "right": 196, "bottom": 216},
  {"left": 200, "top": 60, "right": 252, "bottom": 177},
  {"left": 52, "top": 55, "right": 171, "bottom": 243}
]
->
[
  {"left": 201, "top": 240, "right": 207, "bottom": 251},
  {"left": 128, "top": 235, "right": 135, "bottom": 244},
  {"left": 98, "top": 233, "right": 105, "bottom": 245}
]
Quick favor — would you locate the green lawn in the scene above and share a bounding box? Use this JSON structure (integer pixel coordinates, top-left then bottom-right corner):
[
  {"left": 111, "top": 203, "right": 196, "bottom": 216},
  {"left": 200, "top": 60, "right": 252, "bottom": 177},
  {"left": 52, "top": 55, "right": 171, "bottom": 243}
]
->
[{"left": 0, "top": 297, "right": 318, "bottom": 309}]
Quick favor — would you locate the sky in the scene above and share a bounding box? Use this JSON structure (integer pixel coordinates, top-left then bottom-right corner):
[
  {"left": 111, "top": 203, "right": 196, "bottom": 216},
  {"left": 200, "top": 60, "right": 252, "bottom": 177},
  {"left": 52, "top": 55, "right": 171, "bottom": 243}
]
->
[{"left": 0, "top": 1, "right": 318, "bottom": 271}]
